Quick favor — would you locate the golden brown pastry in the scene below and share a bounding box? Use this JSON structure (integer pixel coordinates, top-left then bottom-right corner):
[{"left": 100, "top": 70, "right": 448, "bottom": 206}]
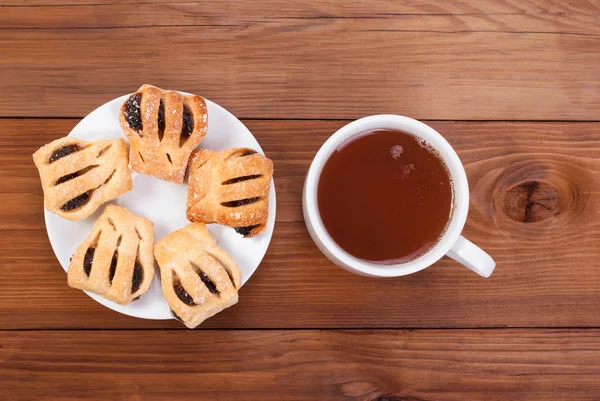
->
[
  {"left": 154, "top": 222, "right": 242, "bottom": 328},
  {"left": 186, "top": 148, "right": 273, "bottom": 238},
  {"left": 67, "top": 205, "right": 155, "bottom": 305},
  {"left": 120, "top": 84, "right": 208, "bottom": 183},
  {"left": 32, "top": 136, "right": 132, "bottom": 221}
]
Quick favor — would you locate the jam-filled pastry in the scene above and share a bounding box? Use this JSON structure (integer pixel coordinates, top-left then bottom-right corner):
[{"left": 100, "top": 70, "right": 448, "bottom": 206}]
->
[
  {"left": 154, "top": 222, "right": 242, "bottom": 329},
  {"left": 186, "top": 148, "right": 273, "bottom": 238},
  {"left": 120, "top": 84, "right": 208, "bottom": 183},
  {"left": 32, "top": 136, "right": 132, "bottom": 221},
  {"left": 68, "top": 204, "right": 154, "bottom": 305}
]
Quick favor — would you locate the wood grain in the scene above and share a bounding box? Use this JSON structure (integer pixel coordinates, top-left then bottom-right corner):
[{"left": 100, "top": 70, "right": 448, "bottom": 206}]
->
[
  {"left": 0, "top": 1, "right": 599, "bottom": 120},
  {"left": 2, "top": 329, "right": 600, "bottom": 401},
  {"left": 2, "top": 0, "right": 599, "bottom": 33},
  {"left": 2, "top": 119, "right": 599, "bottom": 329},
  {"left": 2, "top": 2, "right": 599, "bottom": 399}
]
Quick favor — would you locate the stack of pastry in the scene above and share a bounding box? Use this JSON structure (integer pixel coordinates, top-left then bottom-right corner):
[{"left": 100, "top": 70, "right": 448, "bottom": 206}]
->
[{"left": 33, "top": 84, "right": 274, "bottom": 328}]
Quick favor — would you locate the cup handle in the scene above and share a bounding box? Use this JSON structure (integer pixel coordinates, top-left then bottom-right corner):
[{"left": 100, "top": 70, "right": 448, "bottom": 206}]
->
[{"left": 446, "top": 236, "right": 496, "bottom": 278}]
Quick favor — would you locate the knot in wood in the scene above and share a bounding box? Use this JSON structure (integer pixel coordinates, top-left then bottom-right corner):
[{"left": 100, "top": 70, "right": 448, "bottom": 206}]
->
[{"left": 503, "top": 180, "right": 560, "bottom": 223}]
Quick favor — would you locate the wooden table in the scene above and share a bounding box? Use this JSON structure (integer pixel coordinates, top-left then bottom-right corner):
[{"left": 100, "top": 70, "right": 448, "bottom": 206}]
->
[{"left": 2, "top": 1, "right": 600, "bottom": 399}]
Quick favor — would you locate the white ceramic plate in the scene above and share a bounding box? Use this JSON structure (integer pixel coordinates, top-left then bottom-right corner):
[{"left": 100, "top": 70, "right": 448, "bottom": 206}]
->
[{"left": 44, "top": 94, "right": 276, "bottom": 320}]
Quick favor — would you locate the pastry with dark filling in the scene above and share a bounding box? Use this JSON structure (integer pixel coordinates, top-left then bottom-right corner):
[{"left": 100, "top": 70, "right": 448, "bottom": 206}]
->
[
  {"left": 33, "top": 137, "right": 132, "bottom": 221},
  {"left": 67, "top": 205, "right": 154, "bottom": 305},
  {"left": 120, "top": 84, "right": 208, "bottom": 183},
  {"left": 154, "top": 222, "right": 241, "bottom": 328},
  {"left": 186, "top": 148, "right": 273, "bottom": 238}
]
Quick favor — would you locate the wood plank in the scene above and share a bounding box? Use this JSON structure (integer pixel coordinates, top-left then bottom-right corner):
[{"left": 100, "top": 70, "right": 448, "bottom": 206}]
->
[
  {"left": 2, "top": 329, "right": 600, "bottom": 400},
  {"left": 1, "top": 119, "right": 600, "bottom": 329},
  {"left": 2, "top": 1, "right": 599, "bottom": 33},
  {"left": 3, "top": 0, "right": 599, "bottom": 20},
  {"left": 0, "top": 1, "right": 599, "bottom": 120}
]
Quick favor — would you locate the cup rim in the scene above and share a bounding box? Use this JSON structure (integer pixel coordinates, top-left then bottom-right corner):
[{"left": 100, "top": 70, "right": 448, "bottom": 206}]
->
[{"left": 303, "top": 114, "right": 470, "bottom": 277}]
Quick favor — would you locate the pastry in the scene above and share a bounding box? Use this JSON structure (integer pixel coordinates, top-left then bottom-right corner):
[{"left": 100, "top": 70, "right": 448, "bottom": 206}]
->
[
  {"left": 68, "top": 204, "right": 154, "bottom": 305},
  {"left": 186, "top": 148, "right": 273, "bottom": 238},
  {"left": 154, "top": 222, "right": 242, "bottom": 328},
  {"left": 33, "top": 136, "right": 132, "bottom": 221},
  {"left": 120, "top": 84, "right": 208, "bottom": 183}
]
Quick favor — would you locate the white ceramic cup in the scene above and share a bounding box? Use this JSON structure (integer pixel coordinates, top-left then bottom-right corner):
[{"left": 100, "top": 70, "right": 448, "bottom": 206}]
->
[{"left": 303, "top": 115, "right": 496, "bottom": 278}]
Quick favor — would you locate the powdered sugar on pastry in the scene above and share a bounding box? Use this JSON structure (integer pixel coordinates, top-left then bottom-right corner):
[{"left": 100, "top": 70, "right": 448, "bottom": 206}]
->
[
  {"left": 186, "top": 148, "right": 273, "bottom": 238},
  {"left": 154, "top": 222, "right": 242, "bottom": 328},
  {"left": 119, "top": 84, "right": 208, "bottom": 184},
  {"left": 32, "top": 137, "right": 132, "bottom": 221},
  {"left": 67, "top": 204, "right": 154, "bottom": 305}
]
